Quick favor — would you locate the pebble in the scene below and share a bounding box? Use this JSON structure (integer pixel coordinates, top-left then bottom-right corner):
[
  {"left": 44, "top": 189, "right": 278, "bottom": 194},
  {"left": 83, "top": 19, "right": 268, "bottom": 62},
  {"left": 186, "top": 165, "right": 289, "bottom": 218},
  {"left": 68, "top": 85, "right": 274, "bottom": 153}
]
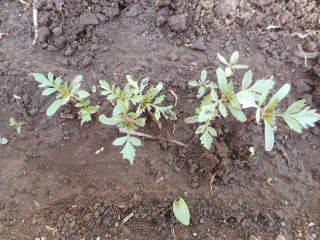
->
[{"left": 276, "top": 234, "right": 286, "bottom": 240}]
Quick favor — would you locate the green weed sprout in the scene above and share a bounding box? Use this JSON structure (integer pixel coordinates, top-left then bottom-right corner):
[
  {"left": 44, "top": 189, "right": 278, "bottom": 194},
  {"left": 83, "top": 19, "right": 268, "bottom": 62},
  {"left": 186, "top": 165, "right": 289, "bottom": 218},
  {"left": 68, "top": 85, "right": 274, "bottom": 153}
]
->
[
  {"left": 33, "top": 73, "right": 99, "bottom": 124},
  {"left": 9, "top": 117, "right": 25, "bottom": 134},
  {"left": 187, "top": 51, "right": 320, "bottom": 152},
  {"left": 99, "top": 75, "right": 176, "bottom": 164}
]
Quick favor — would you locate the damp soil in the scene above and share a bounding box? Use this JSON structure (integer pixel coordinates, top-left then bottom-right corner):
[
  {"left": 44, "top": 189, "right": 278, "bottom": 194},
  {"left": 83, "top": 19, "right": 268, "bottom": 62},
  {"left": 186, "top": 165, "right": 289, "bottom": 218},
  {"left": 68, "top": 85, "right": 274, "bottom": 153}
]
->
[{"left": 0, "top": 0, "right": 320, "bottom": 239}]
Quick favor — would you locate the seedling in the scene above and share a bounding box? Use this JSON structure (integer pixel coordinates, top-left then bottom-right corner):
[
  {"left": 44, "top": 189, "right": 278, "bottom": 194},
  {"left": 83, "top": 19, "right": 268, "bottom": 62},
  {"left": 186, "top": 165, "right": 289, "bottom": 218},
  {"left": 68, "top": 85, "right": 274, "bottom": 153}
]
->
[
  {"left": 217, "top": 51, "right": 248, "bottom": 77},
  {"left": 9, "top": 117, "right": 25, "bottom": 134},
  {"left": 173, "top": 197, "right": 190, "bottom": 226},
  {"left": 187, "top": 51, "right": 320, "bottom": 152},
  {"left": 99, "top": 75, "right": 176, "bottom": 164},
  {"left": 33, "top": 73, "right": 98, "bottom": 124}
]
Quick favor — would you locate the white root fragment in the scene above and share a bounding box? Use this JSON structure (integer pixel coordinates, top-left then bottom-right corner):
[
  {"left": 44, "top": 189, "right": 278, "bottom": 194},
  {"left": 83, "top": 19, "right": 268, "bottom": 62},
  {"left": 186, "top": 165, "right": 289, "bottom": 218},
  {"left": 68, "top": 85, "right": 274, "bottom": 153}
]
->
[
  {"left": 122, "top": 212, "right": 134, "bottom": 224},
  {"left": 119, "top": 129, "right": 187, "bottom": 147},
  {"left": 32, "top": 0, "right": 39, "bottom": 45}
]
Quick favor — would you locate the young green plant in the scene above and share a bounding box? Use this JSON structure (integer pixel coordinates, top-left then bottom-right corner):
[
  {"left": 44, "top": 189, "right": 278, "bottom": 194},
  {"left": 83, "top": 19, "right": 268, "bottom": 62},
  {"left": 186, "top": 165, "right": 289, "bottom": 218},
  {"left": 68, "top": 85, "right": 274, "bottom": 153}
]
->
[
  {"left": 99, "top": 75, "right": 177, "bottom": 164},
  {"left": 9, "top": 117, "right": 25, "bottom": 134},
  {"left": 33, "top": 73, "right": 99, "bottom": 124},
  {"left": 187, "top": 51, "right": 320, "bottom": 152}
]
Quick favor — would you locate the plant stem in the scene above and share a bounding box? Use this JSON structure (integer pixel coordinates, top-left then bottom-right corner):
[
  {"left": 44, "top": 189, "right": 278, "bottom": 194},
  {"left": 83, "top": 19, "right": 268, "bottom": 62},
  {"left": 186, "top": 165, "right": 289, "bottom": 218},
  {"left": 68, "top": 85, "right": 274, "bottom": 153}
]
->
[{"left": 119, "top": 129, "right": 187, "bottom": 147}]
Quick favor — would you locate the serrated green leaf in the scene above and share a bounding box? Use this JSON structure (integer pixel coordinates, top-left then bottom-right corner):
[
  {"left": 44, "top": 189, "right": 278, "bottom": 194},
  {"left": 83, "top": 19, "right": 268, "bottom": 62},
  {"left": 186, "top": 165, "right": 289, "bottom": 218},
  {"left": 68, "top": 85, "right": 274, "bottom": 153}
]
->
[
  {"left": 249, "top": 79, "right": 275, "bottom": 93},
  {"left": 196, "top": 125, "right": 206, "bottom": 134},
  {"left": 200, "top": 70, "right": 208, "bottom": 82},
  {"left": 113, "top": 136, "right": 128, "bottom": 146},
  {"left": 100, "top": 80, "right": 111, "bottom": 91},
  {"left": 216, "top": 68, "right": 228, "bottom": 93},
  {"left": 154, "top": 95, "right": 165, "bottom": 105},
  {"left": 173, "top": 198, "right": 190, "bottom": 226},
  {"left": 189, "top": 80, "right": 199, "bottom": 87},
  {"left": 287, "top": 107, "right": 320, "bottom": 129},
  {"left": 284, "top": 100, "right": 305, "bottom": 115},
  {"left": 185, "top": 115, "right": 200, "bottom": 124},
  {"left": 80, "top": 112, "right": 91, "bottom": 125},
  {"left": 42, "top": 88, "right": 57, "bottom": 96},
  {"left": 130, "top": 136, "right": 142, "bottom": 146},
  {"left": 264, "top": 120, "right": 274, "bottom": 151},
  {"left": 99, "top": 114, "right": 118, "bottom": 125},
  {"left": 54, "top": 77, "right": 62, "bottom": 89},
  {"left": 197, "top": 87, "right": 205, "bottom": 99},
  {"left": 230, "top": 51, "right": 239, "bottom": 64},
  {"left": 241, "top": 70, "right": 253, "bottom": 90},
  {"left": 228, "top": 105, "right": 247, "bottom": 122},
  {"left": 77, "top": 90, "right": 90, "bottom": 99},
  {"left": 134, "top": 118, "right": 145, "bottom": 128},
  {"left": 237, "top": 90, "right": 258, "bottom": 109},
  {"left": 48, "top": 72, "right": 54, "bottom": 83},
  {"left": 46, "top": 99, "right": 64, "bottom": 116},
  {"left": 207, "top": 126, "right": 217, "bottom": 137},
  {"left": 217, "top": 53, "right": 228, "bottom": 65},
  {"left": 126, "top": 75, "right": 138, "bottom": 89},
  {"left": 33, "top": 73, "right": 52, "bottom": 87},
  {"left": 283, "top": 116, "right": 302, "bottom": 133},
  {"left": 121, "top": 140, "right": 136, "bottom": 164},
  {"left": 219, "top": 102, "right": 228, "bottom": 118},
  {"left": 266, "top": 84, "right": 291, "bottom": 110},
  {"left": 200, "top": 129, "right": 213, "bottom": 150}
]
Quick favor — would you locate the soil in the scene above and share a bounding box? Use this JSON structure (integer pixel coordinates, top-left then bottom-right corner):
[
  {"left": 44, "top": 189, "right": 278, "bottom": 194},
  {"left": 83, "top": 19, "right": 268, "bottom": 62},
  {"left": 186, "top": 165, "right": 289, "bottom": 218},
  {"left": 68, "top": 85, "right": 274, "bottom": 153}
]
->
[{"left": 0, "top": 0, "right": 320, "bottom": 239}]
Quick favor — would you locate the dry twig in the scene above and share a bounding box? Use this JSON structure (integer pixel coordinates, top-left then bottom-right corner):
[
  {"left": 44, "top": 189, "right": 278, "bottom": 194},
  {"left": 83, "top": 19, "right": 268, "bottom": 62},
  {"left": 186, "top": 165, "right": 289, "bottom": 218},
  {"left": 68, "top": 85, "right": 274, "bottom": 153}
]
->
[
  {"left": 32, "top": 0, "right": 39, "bottom": 45},
  {"left": 119, "top": 129, "right": 187, "bottom": 147},
  {"left": 169, "top": 89, "right": 179, "bottom": 107}
]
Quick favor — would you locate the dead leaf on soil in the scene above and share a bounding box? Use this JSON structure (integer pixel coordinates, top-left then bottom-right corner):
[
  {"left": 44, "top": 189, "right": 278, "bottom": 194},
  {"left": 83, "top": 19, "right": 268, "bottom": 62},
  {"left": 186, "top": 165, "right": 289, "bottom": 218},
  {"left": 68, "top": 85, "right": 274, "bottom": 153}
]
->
[{"left": 169, "top": 89, "right": 179, "bottom": 107}]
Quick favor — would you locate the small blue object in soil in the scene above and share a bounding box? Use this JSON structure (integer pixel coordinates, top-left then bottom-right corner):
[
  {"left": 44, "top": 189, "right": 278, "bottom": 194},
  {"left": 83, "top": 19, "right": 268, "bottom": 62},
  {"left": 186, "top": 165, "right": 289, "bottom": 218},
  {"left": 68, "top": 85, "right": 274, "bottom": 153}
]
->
[{"left": 0, "top": 137, "right": 8, "bottom": 145}]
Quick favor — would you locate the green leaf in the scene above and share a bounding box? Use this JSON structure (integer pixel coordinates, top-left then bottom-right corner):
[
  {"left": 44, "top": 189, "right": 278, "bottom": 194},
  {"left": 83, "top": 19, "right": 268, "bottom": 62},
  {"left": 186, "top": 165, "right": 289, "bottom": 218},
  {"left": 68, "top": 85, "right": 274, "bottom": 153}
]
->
[
  {"left": 241, "top": 70, "right": 253, "bottom": 90},
  {"left": 153, "top": 95, "right": 165, "bottom": 105},
  {"left": 266, "top": 84, "right": 291, "bottom": 109},
  {"left": 189, "top": 80, "right": 199, "bottom": 87},
  {"left": 200, "top": 129, "right": 213, "bottom": 150},
  {"left": 185, "top": 115, "right": 200, "bottom": 124},
  {"left": 33, "top": 73, "right": 52, "bottom": 87},
  {"left": 225, "top": 67, "right": 232, "bottom": 77},
  {"left": 249, "top": 79, "right": 275, "bottom": 93},
  {"left": 134, "top": 118, "right": 146, "bottom": 128},
  {"left": 207, "top": 126, "right": 217, "bottom": 137},
  {"left": 77, "top": 90, "right": 90, "bottom": 99},
  {"left": 264, "top": 120, "right": 274, "bottom": 151},
  {"left": 173, "top": 198, "right": 190, "bottom": 226},
  {"left": 237, "top": 90, "right": 258, "bottom": 109},
  {"left": 99, "top": 114, "right": 118, "bottom": 125},
  {"left": 283, "top": 116, "right": 302, "bottom": 133},
  {"left": 217, "top": 53, "right": 228, "bottom": 65},
  {"left": 113, "top": 136, "right": 128, "bottom": 146},
  {"left": 197, "top": 87, "right": 205, "bottom": 99},
  {"left": 216, "top": 68, "right": 228, "bottom": 93},
  {"left": 46, "top": 99, "right": 64, "bottom": 116},
  {"left": 54, "top": 77, "right": 62, "bottom": 89},
  {"left": 121, "top": 140, "right": 136, "bottom": 164},
  {"left": 196, "top": 125, "right": 206, "bottom": 134},
  {"left": 48, "top": 72, "right": 54, "bottom": 83},
  {"left": 228, "top": 105, "right": 247, "bottom": 122},
  {"left": 126, "top": 75, "right": 138, "bottom": 89},
  {"left": 230, "top": 51, "right": 239, "bottom": 64},
  {"left": 80, "top": 112, "right": 91, "bottom": 125},
  {"left": 200, "top": 70, "right": 207, "bottom": 82},
  {"left": 219, "top": 102, "right": 228, "bottom": 118},
  {"left": 42, "top": 88, "right": 57, "bottom": 96},
  {"left": 130, "top": 136, "right": 142, "bottom": 146},
  {"left": 284, "top": 100, "right": 306, "bottom": 115},
  {"left": 9, "top": 117, "right": 16, "bottom": 126}
]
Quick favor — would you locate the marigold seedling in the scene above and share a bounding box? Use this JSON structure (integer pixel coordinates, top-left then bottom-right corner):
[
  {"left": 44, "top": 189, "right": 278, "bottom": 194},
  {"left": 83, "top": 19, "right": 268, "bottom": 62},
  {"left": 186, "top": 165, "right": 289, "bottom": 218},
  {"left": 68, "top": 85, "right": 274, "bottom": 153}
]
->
[
  {"left": 9, "top": 117, "right": 25, "bottom": 134},
  {"left": 33, "top": 73, "right": 99, "bottom": 125},
  {"left": 99, "top": 75, "right": 176, "bottom": 164},
  {"left": 173, "top": 198, "right": 190, "bottom": 226},
  {"left": 187, "top": 51, "right": 320, "bottom": 152}
]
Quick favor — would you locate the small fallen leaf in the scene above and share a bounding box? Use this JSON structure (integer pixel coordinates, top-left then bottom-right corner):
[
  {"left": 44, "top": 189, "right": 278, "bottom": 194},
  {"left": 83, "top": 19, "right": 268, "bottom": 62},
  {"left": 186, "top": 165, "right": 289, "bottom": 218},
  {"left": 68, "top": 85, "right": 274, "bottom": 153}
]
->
[
  {"left": 169, "top": 89, "right": 179, "bottom": 107},
  {"left": 173, "top": 197, "right": 190, "bottom": 225}
]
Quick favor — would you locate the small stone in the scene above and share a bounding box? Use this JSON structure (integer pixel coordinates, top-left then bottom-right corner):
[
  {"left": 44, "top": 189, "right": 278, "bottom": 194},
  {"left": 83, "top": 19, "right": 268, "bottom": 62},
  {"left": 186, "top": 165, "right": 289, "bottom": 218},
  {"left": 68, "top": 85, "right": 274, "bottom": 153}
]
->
[
  {"left": 82, "top": 56, "right": 91, "bottom": 67},
  {"left": 174, "top": 166, "right": 181, "bottom": 172},
  {"left": 97, "top": 205, "right": 106, "bottom": 214},
  {"left": 248, "top": 236, "right": 259, "bottom": 240},
  {"left": 22, "top": 94, "right": 29, "bottom": 105},
  {"left": 276, "top": 233, "right": 286, "bottom": 240},
  {"left": 64, "top": 47, "right": 73, "bottom": 56}
]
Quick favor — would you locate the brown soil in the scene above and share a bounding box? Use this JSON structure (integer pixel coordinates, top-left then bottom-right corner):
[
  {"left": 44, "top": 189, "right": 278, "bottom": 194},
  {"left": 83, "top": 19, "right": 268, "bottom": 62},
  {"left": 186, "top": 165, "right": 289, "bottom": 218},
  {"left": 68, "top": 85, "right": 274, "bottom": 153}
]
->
[{"left": 0, "top": 0, "right": 320, "bottom": 239}]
